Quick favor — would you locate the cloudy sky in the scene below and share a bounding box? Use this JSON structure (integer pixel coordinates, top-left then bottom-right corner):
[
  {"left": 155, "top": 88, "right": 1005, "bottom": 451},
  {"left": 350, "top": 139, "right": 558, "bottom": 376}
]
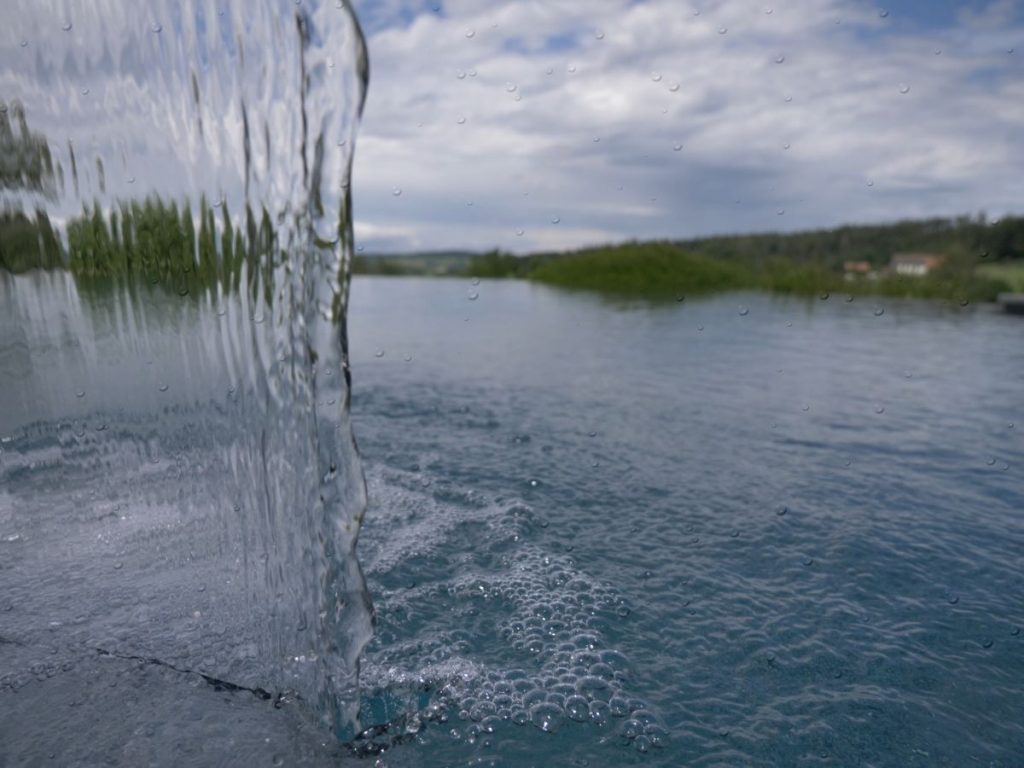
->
[{"left": 347, "top": 0, "right": 1024, "bottom": 254}]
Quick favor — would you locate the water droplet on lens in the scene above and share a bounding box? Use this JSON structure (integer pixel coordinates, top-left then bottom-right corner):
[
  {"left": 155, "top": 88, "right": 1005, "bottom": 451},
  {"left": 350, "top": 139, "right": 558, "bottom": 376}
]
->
[{"left": 738, "top": 306, "right": 749, "bottom": 316}]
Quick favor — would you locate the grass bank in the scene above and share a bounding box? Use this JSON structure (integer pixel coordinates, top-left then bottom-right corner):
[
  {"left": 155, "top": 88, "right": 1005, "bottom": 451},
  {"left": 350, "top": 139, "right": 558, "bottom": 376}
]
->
[{"left": 464, "top": 241, "right": 1015, "bottom": 303}]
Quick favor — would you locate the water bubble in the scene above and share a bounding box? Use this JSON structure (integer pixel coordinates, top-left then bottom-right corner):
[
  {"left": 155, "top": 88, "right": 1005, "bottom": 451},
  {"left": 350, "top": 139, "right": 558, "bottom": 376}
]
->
[
  {"left": 529, "top": 479, "right": 539, "bottom": 487},
  {"left": 776, "top": 208, "right": 785, "bottom": 216},
  {"left": 784, "top": 94, "right": 793, "bottom": 102},
  {"left": 673, "top": 143, "right": 683, "bottom": 152},
  {"left": 19, "top": 39, "right": 28, "bottom": 47},
  {"left": 465, "top": 29, "right": 475, "bottom": 38},
  {"left": 867, "top": 179, "right": 875, "bottom": 187},
  {"left": 471, "top": 277, "right": 481, "bottom": 286},
  {"left": 983, "top": 638, "right": 994, "bottom": 649},
  {"left": 551, "top": 216, "right": 561, "bottom": 224},
  {"left": 151, "top": 22, "right": 162, "bottom": 33},
  {"left": 468, "top": 292, "right": 479, "bottom": 301},
  {"left": 530, "top": 703, "right": 563, "bottom": 732},
  {"left": 879, "top": 9, "right": 889, "bottom": 17},
  {"left": 697, "top": 324, "right": 704, "bottom": 332},
  {"left": 515, "top": 229, "right": 525, "bottom": 236},
  {"left": 506, "top": 82, "right": 517, "bottom": 93},
  {"left": 567, "top": 64, "right": 577, "bottom": 73},
  {"left": 775, "top": 54, "right": 785, "bottom": 64},
  {"left": 802, "top": 404, "right": 811, "bottom": 412},
  {"left": 718, "top": 27, "right": 728, "bottom": 34},
  {"left": 899, "top": 84, "right": 910, "bottom": 94},
  {"left": 158, "top": 384, "right": 169, "bottom": 393},
  {"left": 651, "top": 72, "right": 662, "bottom": 82},
  {"left": 62, "top": 22, "right": 73, "bottom": 31},
  {"left": 391, "top": 187, "right": 402, "bottom": 197},
  {"left": 456, "top": 70, "right": 466, "bottom": 79},
  {"left": 738, "top": 306, "right": 749, "bottom": 316},
  {"left": 783, "top": 142, "right": 791, "bottom": 150},
  {"left": 374, "top": 349, "right": 385, "bottom": 358},
  {"left": 565, "top": 695, "right": 589, "bottom": 722},
  {"left": 875, "top": 406, "right": 885, "bottom": 414},
  {"left": 766, "top": 7, "right": 774, "bottom": 14},
  {"left": 819, "top": 292, "right": 829, "bottom": 300},
  {"left": 456, "top": 115, "right": 466, "bottom": 125},
  {"left": 595, "top": 30, "right": 605, "bottom": 40},
  {"left": 546, "top": 66, "right": 554, "bottom": 75},
  {"left": 873, "top": 306, "right": 885, "bottom": 316},
  {"left": 947, "top": 594, "right": 959, "bottom": 605},
  {"left": 403, "top": 354, "right": 413, "bottom": 363}
]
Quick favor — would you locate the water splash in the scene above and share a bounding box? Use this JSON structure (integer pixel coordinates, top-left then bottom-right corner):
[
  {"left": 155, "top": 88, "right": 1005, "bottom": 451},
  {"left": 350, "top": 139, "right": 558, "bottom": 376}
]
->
[{"left": 0, "top": 0, "right": 371, "bottom": 737}]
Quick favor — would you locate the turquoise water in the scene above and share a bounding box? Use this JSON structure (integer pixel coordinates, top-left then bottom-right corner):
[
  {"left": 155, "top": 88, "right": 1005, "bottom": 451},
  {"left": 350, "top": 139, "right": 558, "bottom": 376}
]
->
[{"left": 349, "top": 277, "right": 1024, "bottom": 766}]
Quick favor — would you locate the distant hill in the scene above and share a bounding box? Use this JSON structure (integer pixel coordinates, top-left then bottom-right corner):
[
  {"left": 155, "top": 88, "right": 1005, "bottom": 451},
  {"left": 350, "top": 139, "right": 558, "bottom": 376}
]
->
[{"left": 352, "top": 250, "right": 478, "bottom": 276}]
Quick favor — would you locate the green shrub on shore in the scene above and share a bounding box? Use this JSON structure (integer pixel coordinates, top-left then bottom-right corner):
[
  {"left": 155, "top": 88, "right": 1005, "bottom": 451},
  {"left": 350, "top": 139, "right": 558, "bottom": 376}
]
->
[{"left": 529, "top": 242, "right": 754, "bottom": 297}]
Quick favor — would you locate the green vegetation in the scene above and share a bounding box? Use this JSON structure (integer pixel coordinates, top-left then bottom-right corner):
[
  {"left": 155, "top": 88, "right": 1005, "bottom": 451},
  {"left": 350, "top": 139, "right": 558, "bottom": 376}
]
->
[
  {"left": 978, "top": 261, "right": 1024, "bottom": 292},
  {"left": 529, "top": 242, "right": 752, "bottom": 298},
  {"left": 353, "top": 250, "right": 477, "bottom": 276},
  {"left": 457, "top": 215, "right": 1024, "bottom": 303}
]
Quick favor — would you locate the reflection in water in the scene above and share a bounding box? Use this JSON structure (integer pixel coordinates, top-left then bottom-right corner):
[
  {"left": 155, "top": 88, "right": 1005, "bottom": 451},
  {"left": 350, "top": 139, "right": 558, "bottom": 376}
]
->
[{"left": 0, "top": 0, "right": 373, "bottom": 739}]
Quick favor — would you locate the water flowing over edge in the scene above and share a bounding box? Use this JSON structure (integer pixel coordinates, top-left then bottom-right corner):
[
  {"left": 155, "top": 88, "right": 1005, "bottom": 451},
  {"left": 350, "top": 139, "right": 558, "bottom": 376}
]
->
[{"left": 0, "top": 0, "right": 374, "bottom": 738}]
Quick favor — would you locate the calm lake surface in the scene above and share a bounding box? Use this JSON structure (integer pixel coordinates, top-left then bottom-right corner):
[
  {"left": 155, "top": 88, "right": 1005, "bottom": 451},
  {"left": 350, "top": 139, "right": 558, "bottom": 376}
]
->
[{"left": 2, "top": 273, "right": 1022, "bottom": 766}]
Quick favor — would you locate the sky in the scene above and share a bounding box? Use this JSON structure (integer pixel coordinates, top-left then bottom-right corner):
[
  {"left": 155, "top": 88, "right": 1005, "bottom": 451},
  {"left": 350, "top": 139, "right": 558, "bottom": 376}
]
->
[{"left": 347, "top": 0, "right": 1024, "bottom": 254}]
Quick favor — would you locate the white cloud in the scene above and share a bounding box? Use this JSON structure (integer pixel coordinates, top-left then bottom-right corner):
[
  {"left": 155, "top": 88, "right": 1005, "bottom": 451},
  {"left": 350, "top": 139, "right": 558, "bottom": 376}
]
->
[{"left": 346, "top": 0, "right": 1024, "bottom": 253}]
